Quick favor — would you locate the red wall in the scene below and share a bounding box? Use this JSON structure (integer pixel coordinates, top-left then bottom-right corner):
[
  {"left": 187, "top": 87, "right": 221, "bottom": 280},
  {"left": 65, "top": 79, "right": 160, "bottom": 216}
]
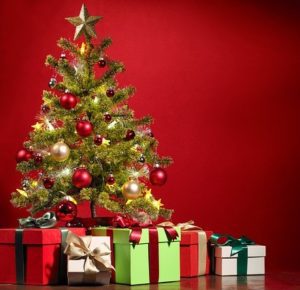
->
[{"left": 1, "top": 0, "right": 300, "bottom": 270}]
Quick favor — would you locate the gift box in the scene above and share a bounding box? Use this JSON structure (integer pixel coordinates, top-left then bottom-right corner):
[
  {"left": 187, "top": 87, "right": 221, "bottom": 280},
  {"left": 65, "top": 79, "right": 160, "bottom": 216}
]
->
[
  {"left": 65, "top": 232, "right": 113, "bottom": 285},
  {"left": 0, "top": 227, "right": 85, "bottom": 285},
  {"left": 180, "top": 230, "right": 213, "bottom": 277},
  {"left": 92, "top": 226, "right": 181, "bottom": 285},
  {"left": 213, "top": 245, "right": 266, "bottom": 276}
]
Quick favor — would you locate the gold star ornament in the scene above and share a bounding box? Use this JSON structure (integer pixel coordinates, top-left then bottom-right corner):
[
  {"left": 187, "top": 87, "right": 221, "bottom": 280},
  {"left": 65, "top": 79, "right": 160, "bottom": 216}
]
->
[{"left": 66, "top": 4, "right": 102, "bottom": 40}]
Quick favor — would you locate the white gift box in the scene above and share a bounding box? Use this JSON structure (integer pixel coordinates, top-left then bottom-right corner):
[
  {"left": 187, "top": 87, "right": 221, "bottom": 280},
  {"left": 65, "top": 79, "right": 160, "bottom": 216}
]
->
[
  {"left": 214, "top": 245, "right": 266, "bottom": 276},
  {"left": 67, "top": 236, "right": 112, "bottom": 285}
]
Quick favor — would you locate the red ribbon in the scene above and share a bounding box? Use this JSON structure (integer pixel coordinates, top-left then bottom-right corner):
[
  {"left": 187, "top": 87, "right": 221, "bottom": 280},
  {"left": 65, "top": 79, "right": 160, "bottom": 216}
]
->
[{"left": 148, "top": 228, "right": 159, "bottom": 283}]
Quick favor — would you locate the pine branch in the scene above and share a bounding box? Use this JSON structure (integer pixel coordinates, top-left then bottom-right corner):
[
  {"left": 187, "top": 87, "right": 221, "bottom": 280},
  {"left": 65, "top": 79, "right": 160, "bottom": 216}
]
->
[
  {"left": 132, "top": 115, "right": 153, "bottom": 126},
  {"left": 58, "top": 38, "right": 80, "bottom": 55},
  {"left": 112, "top": 86, "right": 135, "bottom": 103},
  {"left": 94, "top": 61, "right": 125, "bottom": 87},
  {"left": 90, "top": 38, "right": 113, "bottom": 64}
]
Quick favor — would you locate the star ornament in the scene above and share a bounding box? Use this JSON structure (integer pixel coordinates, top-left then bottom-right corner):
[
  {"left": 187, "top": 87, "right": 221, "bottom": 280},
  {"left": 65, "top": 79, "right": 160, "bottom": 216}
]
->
[{"left": 66, "top": 4, "right": 102, "bottom": 40}]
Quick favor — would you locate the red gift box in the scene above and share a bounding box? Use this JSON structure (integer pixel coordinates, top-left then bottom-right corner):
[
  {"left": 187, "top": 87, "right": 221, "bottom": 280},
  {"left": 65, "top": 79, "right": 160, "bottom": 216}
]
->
[
  {"left": 180, "top": 230, "right": 213, "bottom": 277},
  {"left": 0, "top": 228, "right": 85, "bottom": 285}
]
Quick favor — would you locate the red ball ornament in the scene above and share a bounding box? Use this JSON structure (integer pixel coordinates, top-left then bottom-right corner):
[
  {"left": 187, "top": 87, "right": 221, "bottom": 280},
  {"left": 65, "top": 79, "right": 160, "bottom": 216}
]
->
[
  {"left": 106, "top": 174, "right": 115, "bottom": 185},
  {"left": 106, "top": 88, "right": 115, "bottom": 97},
  {"left": 60, "top": 93, "right": 78, "bottom": 110},
  {"left": 41, "top": 104, "right": 50, "bottom": 114},
  {"left": 94, "top": 134, "right": 103, "bottom": 145},
  {"left": 104, "top": 113, "right": 112, "bottom": 122},
  {"left": 43, "top": 177, "right": 55, "bottom": 189},
  {"left": 55, "top": 200, "right": 77, "bottom": 222},
  {"left": 72, "top": 168, "right": 92, "bottom": 188},
  {"left": 76, "top": 120, "right": 93, "bottom": 137},
  {"left": 98, "top": 58, "right": 106, "bottom": 68},
  {"left": 150, "top": 167, "right": 167, "bottom": 186},
  {"left": 16, "top": 149, "right": 32, "bottom": 163},
  {"left": 33, "top": 153, "right": 43, "bottom": 165},
  {"left": 125, "top": 130, "right": 135, "bottom": 141}
]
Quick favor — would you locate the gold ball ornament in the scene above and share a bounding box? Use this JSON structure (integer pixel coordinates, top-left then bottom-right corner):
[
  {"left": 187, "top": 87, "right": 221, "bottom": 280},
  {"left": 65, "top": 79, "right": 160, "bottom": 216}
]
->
[
  {"left": 122, "top": 180, "right": 141, "bottom": 200},
  {"left": 50, "top": 141, "right": 70, "bottom": 162}
]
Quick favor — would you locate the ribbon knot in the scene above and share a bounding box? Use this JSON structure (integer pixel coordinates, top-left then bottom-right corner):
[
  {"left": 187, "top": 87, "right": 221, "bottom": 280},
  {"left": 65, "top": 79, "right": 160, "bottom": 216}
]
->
[
  {"left": 64, "top": 232, "right": 114, "bottom": 273},
  {"left": 18, "top": 212, "right": 57, "bottom": 229}
]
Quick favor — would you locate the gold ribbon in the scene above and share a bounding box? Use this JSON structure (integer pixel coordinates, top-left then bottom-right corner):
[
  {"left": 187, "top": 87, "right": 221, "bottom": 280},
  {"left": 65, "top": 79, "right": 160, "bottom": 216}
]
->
[
  {"left": 161, "top": 220, "right": 208, "bottom": 275},
  {"left": 64, "top": 232, "right": 114, "bottom": 274}
]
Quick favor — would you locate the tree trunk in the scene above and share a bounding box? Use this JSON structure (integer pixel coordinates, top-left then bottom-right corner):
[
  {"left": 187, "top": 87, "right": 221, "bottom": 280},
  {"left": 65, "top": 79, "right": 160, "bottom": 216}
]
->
[{"left": 90, "top": 200, "right": 97, "bottom": 218}]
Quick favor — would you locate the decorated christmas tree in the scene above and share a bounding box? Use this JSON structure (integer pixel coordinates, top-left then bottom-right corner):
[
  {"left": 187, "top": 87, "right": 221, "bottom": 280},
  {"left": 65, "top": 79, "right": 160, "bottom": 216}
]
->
[{"left": 11, "top": 4, "right": 173, "bottom": 223}]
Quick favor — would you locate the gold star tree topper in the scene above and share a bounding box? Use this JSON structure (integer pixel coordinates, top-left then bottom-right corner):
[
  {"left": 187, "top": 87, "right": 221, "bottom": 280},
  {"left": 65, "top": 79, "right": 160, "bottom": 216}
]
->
[{"left": 66, "top": 4, "right": 102, "bottom": 40}]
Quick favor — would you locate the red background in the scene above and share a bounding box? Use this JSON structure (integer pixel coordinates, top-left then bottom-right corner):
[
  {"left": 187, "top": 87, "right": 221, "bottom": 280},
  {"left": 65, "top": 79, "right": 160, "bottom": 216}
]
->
[{"left": 0, "top": 0, "right": 300, "bottom": 271}]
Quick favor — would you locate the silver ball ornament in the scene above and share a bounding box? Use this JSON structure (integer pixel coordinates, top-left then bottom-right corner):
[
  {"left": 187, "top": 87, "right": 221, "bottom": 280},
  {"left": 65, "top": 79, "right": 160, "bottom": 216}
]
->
[
  {"left": 122, "top": 180, "right": 141, "bottom": 200},
  {"left": 50, "top": 141, "right": 70, "bottom": 162}
]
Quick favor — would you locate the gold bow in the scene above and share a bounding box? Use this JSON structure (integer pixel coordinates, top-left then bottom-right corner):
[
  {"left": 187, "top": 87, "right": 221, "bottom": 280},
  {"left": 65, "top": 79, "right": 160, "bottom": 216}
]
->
[
  {"left": 64, "top": 232, "right": 114, "bottom": 273},
  {"left": 157, "top": 220, "right": 202, "bottom": 231}
]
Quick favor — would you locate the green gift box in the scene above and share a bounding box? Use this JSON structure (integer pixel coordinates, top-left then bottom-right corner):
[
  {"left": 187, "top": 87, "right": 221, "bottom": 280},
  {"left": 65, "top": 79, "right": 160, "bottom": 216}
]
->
[{"left": 91, "top": 226, "right": 181, "bottom": 285}]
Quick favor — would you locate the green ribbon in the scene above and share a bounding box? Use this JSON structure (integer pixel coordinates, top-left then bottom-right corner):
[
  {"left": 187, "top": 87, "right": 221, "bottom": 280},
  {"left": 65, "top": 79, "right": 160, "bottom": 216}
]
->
[
  {"left": 18, "top": 212, "right": 57, "bottom": 229},
  {"left": 210, "top": 233, "right": 255, "bottom": 275}
]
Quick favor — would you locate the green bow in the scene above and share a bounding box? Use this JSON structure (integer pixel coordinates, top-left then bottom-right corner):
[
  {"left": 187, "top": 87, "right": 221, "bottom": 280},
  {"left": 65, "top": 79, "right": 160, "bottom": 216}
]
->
[
  {"left": 18, "top": 212, "right": 57, "bottom": 229},
  {"left": 210, "top": 233, "right": 255, "bottom": 275}
]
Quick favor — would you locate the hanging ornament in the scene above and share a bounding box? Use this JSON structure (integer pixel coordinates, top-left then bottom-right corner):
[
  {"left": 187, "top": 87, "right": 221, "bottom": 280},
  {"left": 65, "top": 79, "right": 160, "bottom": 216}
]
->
[
  {"left": 139, "top": 155, "right": 146, "bottom": 163},
  {"left": 60, "top": 93, "right": 78, "bottom": 110},
  {"left": 60, "top": 52, "right": 66, "bottom": 59},
  {"left": 76, "top": 120, "right": 93, "bottom": 137},
  {"left": 72, "top": 168, "right": 92, "bottom": 188},
  {"left": 33, "top": 153, "right": 43, "bottom": 165},
  {"left": 106, "top": 174, "right": 115, "bottom": 185},
  {"left": 106, "top": 88, "right": 115, "bottom": 97},
  {"left": 55, "top": 199, "right": 77, "bottom": 222},
  {"left": 41, "top": 104, "right": 50, "bottom": 114},
  {"left": 50, "top": 141, "right": 70, "bottom": 162},
  {"left": 48, "top": 77, "right": 57, "bottom": 88},
  {"left": 150, "top": 167, "right": 167, "bottom": 186},
  {"left": 104, "top": 113, "right": 112, "bottom": 122},
  {"left": 122, "top": 180, "right": 141, "bottom": 200},
  {"left": 94, "top": 134, "right": 103, "bottom": 145},
  {"left": 43, "top": 177, "right": 55, "bottom": 189},
  {"left": 98, "top": 57, "right": 106, "bottom": 68},
  {"left": 125, "top": 130, "right": 135, "bottom": 141},
  {"left": 16, "top": 149, "right": 32, "bottom": 163}
]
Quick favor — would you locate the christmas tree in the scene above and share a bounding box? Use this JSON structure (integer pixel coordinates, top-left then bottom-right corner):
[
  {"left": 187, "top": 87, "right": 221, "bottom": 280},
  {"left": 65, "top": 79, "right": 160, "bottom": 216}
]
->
[{"left": 11, "top": 4, "right": 173, "bottom": 223}]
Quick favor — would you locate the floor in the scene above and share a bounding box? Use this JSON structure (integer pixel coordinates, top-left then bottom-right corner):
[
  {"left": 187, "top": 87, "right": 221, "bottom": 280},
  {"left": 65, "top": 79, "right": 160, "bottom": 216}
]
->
[{"left": 0, "top": 272, "right": 299, "bottom": 290}]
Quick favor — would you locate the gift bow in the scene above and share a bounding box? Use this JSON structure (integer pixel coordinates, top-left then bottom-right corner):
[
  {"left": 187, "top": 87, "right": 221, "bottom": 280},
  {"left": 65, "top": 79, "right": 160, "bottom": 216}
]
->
[
  {"left": 210, "top": 233, "right": 255, "bottom": 256},
  {"left": 64, "top": 232, "right": 114, "bottom": 273},
  {"left": 111, "top": 215, "right": 178, "bottom": 244},
  {"left": 18, "top": 212, "right": 57, "bottom": 228}
]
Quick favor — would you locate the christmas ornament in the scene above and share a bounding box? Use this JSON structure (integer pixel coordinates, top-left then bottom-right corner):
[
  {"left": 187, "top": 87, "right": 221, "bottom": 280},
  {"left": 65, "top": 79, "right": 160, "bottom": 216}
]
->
[
  {"left": 94, "top": 134, "right": 103, "bottom": 145},
  {"left": 48, "top": 78, "right": 57, "bottom": 88},
  {"left": 76, "top": 120, "right": 93, "bottom": 137},
  {"left": 104, "top": 113, "right": 112, "bottom": 122},
  {"left": 80, "top": 42, "right": 86, "bottom": 55},
  {"left": 148, "top": 131, "right": 154, "bottom": 137},
  {"left": 150, "top": 167, "right": 167, "bottom": 186},
  {"left": 43, "top": 177, "right": 55, "bottom": 189},
  {"left": 21, "top": 179, "right": 30, "bottom": 190},
  {"left": 60, "top": 52, "right": 66, "bottom": 59},
  {"left": 16, "top": 149, "right": 32, "bottom": 163},
  {"left": 41, "top": 104, "right": 50, "bottom": 114},
  {"left": 33, "top": 153, "right": 43, "bottom": 165},
  {"left": 125, "top": 130, "right": 135, "bottom": 141},
  {"left": 66, "top": 4, "right": 102, "bottom": 40},
  {"left": 50, "top": 141, "right": 70, "bottom": 162},
  {"left": 98, "top": 57, "right": 106, "bottom": 67},
  {"left": 139, "top": 155, "right": 145, "bottom": 163},
  {"left": 32, "top": 122, "right": 43, "bottom": 131},
  {"left": 55, "top": 199, "right": 77, "bottom": 222},
  {"left": 72, "top": 168, "right": 92, "bottom": 188},
  {"left": 122, "top": 180, "right": 141, "bottom": 199},
  {"left": 106, "top": 88, "right": 115, "bottom": 97},
  {"left": 16, "top": 189, "right": 28, "bottom": 197},
  {"left": 106, "top": 174, "right": 115, "bottom": 185},
  {"left": 60, "top": 93, "right": 78, "bottom": 110}
]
